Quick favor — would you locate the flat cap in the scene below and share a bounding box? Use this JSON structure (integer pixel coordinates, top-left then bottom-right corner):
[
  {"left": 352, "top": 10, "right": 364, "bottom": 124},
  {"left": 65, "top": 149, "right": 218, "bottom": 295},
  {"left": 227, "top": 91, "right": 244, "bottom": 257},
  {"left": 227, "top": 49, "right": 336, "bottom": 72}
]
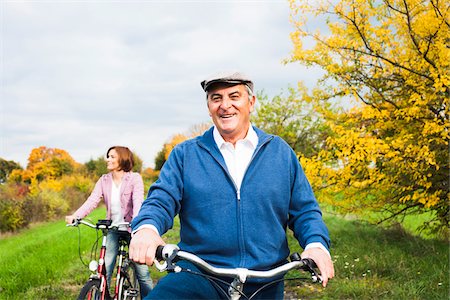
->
[{"left": 201, "top": 71, "right": 254, "bottom": 92}]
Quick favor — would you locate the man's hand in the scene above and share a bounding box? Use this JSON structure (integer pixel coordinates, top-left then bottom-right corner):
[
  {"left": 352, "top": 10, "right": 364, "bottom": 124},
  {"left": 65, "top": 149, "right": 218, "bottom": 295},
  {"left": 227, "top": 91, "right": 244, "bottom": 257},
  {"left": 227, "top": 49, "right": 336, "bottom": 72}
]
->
[
  {"left": 301, "top": 247, "right": 335, "bottom": 287},
  {"left": 129, "top": 227, "right": 165, "bottom": 266}
]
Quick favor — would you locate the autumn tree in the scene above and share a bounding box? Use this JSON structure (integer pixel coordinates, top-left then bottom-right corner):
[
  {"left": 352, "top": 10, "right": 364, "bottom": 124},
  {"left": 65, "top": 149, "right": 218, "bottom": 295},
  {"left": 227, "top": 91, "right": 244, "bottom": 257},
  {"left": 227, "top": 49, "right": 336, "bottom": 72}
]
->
[
  {"left": 26, "top": 146, "right": 79, "bottom": 181},
  {"left": 141, "top": 167, "right": 160, "bottom": 190},
  {"left": 153, "top": 134, "right": 190, "bottom": 171},
  {"left": 154, "top": 123, "right": 211, "bottom": 170},
  {"left": 2, "top": 147, "right": 93, "bottom": 231},
  {"left": 289, "top": 0, "right": 449, "bottom": 235}
]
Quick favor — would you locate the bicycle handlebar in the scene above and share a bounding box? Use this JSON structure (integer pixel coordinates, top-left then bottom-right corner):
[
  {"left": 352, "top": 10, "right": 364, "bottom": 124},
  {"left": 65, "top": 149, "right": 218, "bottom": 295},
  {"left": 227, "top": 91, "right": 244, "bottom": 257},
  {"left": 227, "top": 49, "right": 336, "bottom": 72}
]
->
[
  {"left": 154, "top": 244, "right": 322, "bottom": 284},
  {"left": 66, "top": 218, "right": 130, "bottom": 230}
]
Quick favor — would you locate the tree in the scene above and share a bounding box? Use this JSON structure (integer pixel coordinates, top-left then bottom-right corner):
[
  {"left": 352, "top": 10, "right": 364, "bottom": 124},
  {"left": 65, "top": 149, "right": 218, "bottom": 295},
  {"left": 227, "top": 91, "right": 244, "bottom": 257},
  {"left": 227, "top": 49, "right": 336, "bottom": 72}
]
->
[
  {"left": 152, "top": 134, "right": 190, "bottom": 171},
  {"left": 1, "top": 147, "right": 95, "bottom": 231},
  {"left": 24, "top": 146, "right": 79, "bottom": 181},
  {"left": 289, "top": 0, "right": 449, "bottom": 235},
  {"left": 84, "top": 156, "right": 108, "bottom": 178},
  {"left": 132, "top": 153, "right": 143, "bottom": 173},
  {"left": 163, "top": 134, "right": 190, "bottom": 161},
  {"left": 0, "top": 158, "right": 22, "bottom": 183},
  {"left": 84, "top": 152, "right": 143, "bottom": 176},
  {"left": 141, "top": 167, "right": 160, "bottom": 189},
  {"left": 154, "top": 123, "right": 211, "bottom": 170},
  {"left": 253, "top": 87, "right": 333, "bottom": 158},
  {"left": 154, "top": 148, "right": 166, "bottom": 171}
]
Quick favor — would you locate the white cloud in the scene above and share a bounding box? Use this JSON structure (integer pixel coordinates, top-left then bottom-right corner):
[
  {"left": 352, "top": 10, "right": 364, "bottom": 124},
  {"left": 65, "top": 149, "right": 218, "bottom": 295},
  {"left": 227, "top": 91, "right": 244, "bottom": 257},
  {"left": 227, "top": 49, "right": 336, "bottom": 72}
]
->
[{"left": 1, "top": 0, "right": 323, "bottom": 168}]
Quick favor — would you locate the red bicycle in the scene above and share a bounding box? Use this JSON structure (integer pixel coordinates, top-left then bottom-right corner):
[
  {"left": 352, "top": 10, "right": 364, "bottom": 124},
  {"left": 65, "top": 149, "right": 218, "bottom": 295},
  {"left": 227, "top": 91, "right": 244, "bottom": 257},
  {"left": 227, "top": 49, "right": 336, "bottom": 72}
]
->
[{"left": 68, "top": 219, "right": 140, "bottom": 300}]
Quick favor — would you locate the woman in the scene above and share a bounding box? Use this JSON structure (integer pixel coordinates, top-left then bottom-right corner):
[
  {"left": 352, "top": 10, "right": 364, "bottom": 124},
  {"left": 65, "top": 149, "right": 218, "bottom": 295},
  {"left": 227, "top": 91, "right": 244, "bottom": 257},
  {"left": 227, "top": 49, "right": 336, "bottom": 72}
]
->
[{"left": 66, "top": 146, "right": 153, "bottom": 297}]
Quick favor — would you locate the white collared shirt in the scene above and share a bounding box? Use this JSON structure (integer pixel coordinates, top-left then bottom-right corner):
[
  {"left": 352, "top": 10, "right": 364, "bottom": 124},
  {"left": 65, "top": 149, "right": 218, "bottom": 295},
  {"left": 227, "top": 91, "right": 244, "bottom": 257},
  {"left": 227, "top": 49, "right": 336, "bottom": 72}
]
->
[{"left": 213, "top": 125, "right": 258, "bottom": 190}]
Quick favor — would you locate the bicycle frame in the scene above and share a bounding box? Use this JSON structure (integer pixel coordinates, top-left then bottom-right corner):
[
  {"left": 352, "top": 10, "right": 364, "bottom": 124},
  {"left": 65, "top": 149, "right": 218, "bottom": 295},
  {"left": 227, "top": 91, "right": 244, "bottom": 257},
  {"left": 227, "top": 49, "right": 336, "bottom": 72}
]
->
[
  {"left": 83, "top": 220, "right": 111, "bottom": 300},
  {"left": 114, "top": 232, "right": 139, "bottom": 299},
  {"left": 68, "top": 219, "right": 138, "bottom": 300}
]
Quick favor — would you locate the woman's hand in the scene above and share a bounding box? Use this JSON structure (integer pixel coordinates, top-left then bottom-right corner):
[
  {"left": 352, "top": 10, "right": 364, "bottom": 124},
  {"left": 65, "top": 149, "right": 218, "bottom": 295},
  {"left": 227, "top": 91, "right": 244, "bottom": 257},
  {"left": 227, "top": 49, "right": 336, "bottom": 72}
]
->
[{"left": 65, "top": 215, "right": 75, "bottom": 224}]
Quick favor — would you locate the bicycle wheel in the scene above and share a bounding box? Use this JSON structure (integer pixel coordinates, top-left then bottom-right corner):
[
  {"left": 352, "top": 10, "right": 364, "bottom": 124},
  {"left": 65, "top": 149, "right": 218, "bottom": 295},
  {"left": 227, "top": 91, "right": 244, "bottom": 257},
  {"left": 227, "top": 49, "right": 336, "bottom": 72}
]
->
[
  {"left": 118, "top": 261, "right": 140, "bottom": 300},
  {"left": 77, "top": 279, "right": 103, "bottom": 300}
]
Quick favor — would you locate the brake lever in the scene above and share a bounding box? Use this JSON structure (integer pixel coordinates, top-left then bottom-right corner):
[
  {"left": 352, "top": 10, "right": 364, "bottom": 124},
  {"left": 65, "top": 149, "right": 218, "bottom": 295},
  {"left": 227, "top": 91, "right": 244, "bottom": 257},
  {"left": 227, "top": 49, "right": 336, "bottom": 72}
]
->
[
  {"left": 155, "top": 244, "right": 182, "bottom": 273},
  {"left": 290, "top": 253, "right": 322, "bottom": 283},
  {"left": 66, "top": 218, "right": 81, "bottom": 227},
  {"left": 301, "top": 258, "right": 322, "bottom": 283}
]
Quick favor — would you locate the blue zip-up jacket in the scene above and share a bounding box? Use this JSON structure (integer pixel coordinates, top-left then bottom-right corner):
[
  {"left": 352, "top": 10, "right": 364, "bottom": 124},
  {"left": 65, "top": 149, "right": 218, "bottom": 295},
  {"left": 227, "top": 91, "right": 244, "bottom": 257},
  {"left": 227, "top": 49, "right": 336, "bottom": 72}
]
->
[{"left": 132, "top": 126, "right": 330, "bottom": 275}]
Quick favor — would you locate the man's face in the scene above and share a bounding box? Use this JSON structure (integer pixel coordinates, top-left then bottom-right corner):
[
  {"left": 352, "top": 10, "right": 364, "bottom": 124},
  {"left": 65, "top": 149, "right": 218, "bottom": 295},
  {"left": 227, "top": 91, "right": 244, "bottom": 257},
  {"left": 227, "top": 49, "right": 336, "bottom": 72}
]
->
[{"left": 207, "top": 83, "right": 255, "bottom": 143}]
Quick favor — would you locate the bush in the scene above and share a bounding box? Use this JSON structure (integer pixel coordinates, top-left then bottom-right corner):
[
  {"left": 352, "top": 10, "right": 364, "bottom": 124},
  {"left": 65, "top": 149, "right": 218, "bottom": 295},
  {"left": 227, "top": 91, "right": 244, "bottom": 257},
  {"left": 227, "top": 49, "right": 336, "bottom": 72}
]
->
[{"left": 0, "top": 184, "right": 30, "bottom": 232}]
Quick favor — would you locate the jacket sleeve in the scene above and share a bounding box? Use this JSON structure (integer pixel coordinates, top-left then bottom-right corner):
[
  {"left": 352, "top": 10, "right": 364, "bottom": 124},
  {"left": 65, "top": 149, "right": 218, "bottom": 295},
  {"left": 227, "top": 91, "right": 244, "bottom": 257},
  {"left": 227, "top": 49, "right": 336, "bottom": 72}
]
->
[
  {"left": 73, "top": 176, "right": 105, "bottom": 219},
  {"left": 287, "top": 151, "right": 331, "bottom": 251},
  {"left": 131, "top": 145, "right": 183, "bottom": 234},
  {"left": 131, "top": 172, "right": 145, "bottom": 218}
]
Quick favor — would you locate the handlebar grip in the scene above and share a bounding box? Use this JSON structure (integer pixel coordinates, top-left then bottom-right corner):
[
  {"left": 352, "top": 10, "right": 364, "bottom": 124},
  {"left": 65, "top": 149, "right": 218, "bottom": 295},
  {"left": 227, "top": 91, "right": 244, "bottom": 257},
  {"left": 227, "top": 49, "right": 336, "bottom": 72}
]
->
[
  {"left": 66, "top": 218, "right": 80, "bottom": 227},
  {"left": 290, "top": 252, "right": 317, "bottom": 268},
  {"left": 156, "top": 245, "right": 165, "bottom": 260}
]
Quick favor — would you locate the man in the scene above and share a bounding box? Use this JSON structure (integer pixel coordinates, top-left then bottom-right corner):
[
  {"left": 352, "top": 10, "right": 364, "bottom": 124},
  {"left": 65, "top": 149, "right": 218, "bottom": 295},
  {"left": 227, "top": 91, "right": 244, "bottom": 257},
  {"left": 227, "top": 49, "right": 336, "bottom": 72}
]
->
[{"left": 130, "top": 71, "right": 334, "bottom": 299}]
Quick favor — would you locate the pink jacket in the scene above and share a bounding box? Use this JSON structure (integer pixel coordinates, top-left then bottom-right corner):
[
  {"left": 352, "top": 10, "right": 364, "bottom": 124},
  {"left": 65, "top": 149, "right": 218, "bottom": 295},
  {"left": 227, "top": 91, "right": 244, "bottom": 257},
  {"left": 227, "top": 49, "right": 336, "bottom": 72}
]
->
[{"left": 74, "top": 172, "right": 144, "bottom": 223}]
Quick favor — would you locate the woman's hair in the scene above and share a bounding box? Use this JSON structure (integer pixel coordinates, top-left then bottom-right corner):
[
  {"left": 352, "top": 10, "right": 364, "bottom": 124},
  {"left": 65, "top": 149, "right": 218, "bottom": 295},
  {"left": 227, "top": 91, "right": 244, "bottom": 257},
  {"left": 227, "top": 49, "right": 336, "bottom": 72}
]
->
[{"left": 106, "top": 146, "right": 134, "bottom": 172}]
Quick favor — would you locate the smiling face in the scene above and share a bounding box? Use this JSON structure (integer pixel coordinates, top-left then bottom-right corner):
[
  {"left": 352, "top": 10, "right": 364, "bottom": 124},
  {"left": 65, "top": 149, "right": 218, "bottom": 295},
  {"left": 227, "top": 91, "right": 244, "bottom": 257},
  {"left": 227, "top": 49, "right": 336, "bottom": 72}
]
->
[
  {"left": 106, "top": 148, "right": 120, "bottom": 172},
  {"left": 207, "top": 83, "right": 256, "bottom": 144}
]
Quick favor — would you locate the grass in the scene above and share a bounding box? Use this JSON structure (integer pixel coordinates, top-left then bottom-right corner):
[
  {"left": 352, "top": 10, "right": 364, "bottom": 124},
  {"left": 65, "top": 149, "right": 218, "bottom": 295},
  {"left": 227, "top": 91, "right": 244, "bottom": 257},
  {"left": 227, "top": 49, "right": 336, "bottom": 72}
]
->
[
  {"left": 0, "top": 208, "right": 105, "bottom": 299},
  {"left": 287, "top": 215, "right": 449, "bottom": 299},
  {"left": 0, "top": 209, "right": 448, "bottom": 299}
]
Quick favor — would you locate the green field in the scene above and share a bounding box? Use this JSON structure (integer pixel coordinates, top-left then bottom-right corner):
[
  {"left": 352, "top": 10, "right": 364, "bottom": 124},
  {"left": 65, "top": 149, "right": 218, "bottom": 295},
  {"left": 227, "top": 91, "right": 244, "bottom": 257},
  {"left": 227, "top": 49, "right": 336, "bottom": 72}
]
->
[{"left": 0, "top": 207, "right": 448, "bottom": 299}]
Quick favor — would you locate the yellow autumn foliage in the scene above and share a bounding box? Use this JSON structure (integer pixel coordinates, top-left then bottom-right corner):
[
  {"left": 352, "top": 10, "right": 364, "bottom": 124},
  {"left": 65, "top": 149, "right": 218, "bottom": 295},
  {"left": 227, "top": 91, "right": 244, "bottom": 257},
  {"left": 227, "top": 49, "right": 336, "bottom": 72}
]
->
[
  {"left": 289, "top": 0, "right": 449, "bottom": 234},
  {"left": 162, "top": 123, "right": 211, "bottom": 161},
  {"left": 2, "top": 147, "right": 96, "bottom": 230},
  {"left": 164, "top": 134, "right": 190, "bottom": 161}
]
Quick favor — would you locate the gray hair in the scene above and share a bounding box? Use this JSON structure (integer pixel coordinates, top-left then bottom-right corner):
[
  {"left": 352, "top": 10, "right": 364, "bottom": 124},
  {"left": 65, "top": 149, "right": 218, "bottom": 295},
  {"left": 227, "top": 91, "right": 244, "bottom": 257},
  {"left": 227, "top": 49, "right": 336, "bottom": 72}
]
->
[{"left": 205, "top": 84, "right": 253, "bottom": 101}]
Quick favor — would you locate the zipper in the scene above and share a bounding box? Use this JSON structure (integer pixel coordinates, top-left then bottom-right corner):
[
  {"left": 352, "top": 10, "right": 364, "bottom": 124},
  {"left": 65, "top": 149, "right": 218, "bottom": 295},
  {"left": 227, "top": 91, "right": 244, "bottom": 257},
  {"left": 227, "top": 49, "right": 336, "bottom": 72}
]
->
[{"left": 198, "top": 133, "right": 274, "bottom": 266}]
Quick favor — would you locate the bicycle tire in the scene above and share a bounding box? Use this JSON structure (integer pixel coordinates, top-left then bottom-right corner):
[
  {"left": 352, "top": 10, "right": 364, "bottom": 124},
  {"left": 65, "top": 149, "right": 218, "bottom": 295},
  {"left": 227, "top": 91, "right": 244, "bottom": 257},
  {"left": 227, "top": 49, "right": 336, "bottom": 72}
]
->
[
  {"left": 77, "top": 279, "right": 103, "bottom": 300},
  {"left": 118, "top": 261, "right": 140, "bottom": 300}
]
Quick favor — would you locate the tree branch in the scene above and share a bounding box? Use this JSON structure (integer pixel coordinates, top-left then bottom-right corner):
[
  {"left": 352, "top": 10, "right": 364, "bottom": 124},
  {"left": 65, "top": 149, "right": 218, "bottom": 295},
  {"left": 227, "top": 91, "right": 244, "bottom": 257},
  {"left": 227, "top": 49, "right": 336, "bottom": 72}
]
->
[
  {"left": 402, "top": 0, "right": 438, "bottom": 70},
  {"left": 376, "top": 203, "right": 422, "bottom": 225}
]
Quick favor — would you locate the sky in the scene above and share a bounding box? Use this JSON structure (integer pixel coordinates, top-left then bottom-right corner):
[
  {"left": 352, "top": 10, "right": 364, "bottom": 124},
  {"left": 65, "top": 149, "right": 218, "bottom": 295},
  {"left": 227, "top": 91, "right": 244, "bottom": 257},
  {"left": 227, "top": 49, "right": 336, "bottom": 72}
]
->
[{"left": 1, "top": 0, "right": 323, "bottom": 168}]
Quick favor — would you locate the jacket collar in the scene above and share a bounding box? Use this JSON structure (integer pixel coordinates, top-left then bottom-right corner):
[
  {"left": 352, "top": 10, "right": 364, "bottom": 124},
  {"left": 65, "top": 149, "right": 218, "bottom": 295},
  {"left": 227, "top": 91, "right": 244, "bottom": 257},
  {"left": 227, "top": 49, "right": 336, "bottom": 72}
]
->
[
  {"left": 103, "top": 171, "right": 132, "bottom": 194},
  {"left": 103, "top": 171, "right": 132, "bottom": 181},
  {"left": 198, "top": 125, "right": 272, "bottom": 155},
  {"left": 196, "top": 126, "right": 274, "bottom": 182}
]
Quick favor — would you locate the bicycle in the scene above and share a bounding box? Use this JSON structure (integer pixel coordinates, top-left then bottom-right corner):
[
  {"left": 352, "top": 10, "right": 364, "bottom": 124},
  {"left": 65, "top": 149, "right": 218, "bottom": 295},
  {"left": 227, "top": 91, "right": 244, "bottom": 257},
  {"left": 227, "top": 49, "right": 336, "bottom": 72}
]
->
[
  {"left": 154, "top": 244, "right": 322, "bottom": 300},
  {"left": 67, "top": 219, "right": 140, "bottom": 300}
]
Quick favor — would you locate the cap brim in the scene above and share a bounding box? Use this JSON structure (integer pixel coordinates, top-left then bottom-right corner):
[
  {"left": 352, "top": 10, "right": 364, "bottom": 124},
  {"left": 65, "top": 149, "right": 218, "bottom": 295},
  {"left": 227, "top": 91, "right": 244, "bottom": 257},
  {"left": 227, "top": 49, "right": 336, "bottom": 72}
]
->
[{"left": 201, "top": 79, "right": 253, "bottom": 92}]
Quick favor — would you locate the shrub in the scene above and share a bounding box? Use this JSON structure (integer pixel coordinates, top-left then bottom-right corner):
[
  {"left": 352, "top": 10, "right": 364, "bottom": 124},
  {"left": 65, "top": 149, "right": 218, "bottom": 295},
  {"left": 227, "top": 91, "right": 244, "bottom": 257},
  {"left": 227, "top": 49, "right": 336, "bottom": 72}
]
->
[{"left": 0, "top": 184, "right": 30, "bottom": 232}]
